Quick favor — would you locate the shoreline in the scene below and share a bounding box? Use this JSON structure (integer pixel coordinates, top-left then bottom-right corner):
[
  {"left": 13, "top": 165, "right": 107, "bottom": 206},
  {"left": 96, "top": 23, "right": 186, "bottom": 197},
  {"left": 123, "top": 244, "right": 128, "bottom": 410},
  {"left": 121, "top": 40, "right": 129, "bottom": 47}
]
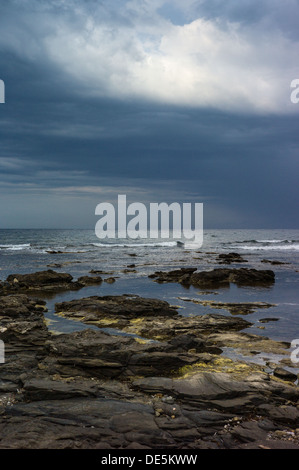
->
[{"left": 1, "top": 264, "right": 299, "bottom": 449}]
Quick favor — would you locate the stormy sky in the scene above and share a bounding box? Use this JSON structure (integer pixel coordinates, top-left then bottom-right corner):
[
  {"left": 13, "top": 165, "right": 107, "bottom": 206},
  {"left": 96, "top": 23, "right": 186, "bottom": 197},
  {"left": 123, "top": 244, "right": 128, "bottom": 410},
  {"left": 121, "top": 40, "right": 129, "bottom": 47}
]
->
[{"left": 0, "top": 0, "right": 299, "bottom": 229}]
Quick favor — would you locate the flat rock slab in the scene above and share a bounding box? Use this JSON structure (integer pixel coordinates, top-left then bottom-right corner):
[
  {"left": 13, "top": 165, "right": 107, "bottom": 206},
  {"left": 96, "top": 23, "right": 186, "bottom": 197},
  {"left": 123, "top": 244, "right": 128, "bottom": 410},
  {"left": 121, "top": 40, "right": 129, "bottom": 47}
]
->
[
  {"left": 40, "top": 329, "right": 220, "bottom": 379},
  {"left": 0, "top": 294, "right": 47, "bottom": 316},
  {"left": 55, "top": 294, "right": 179, "bottom": 320},
  {"left": 122, "top": 314, "right": 252, "bottom": 342},
  {"left": 178, "top": 297, "right": 276, "bottom": 315},
  {"left": 0, "top": 294, "right": 50, "bottom": 347},
  {"left": 1, "top": 270, "right": 85, "bottom": 294},
  {"left": 54, "top": 294, "right": 252, "bottom": 341},
  {"left": 133, "top": 370, "right": 299, "bottom": 414}
]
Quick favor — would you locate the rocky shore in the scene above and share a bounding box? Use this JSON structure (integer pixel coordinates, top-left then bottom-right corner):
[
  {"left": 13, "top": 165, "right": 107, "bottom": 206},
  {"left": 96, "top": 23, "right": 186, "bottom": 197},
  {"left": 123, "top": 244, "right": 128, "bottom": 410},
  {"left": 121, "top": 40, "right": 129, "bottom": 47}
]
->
[{"left": 1, "top": 267, "right": 299, "bottom": 449}]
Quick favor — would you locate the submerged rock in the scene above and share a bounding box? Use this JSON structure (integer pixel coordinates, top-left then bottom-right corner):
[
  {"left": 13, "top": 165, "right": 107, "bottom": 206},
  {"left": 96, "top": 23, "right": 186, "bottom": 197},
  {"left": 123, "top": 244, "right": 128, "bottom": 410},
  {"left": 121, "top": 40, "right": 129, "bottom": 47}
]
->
[
  {"left": 261, "top": 259, "right": 289, "bottom": 265},
  {"left": 273, "top": 367, "right": 298, "bottom": 383},
  {"left": 104, "top": 277, "right": 116, "bottom": 284},
  {"left": 178, "top": 298, "right": 276, "bottom": 315},
  {"left": 77, "top": 275, "right": 103, "bottom": 286},
  {"left": 217, "top": 253, "right": 248, "bottom": 264}
]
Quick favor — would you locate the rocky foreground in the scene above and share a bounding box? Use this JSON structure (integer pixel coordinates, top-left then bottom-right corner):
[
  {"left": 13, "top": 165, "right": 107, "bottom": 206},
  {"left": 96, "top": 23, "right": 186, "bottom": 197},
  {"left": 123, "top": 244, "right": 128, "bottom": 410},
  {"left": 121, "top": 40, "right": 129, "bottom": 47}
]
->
[{"left": 0, "top": 268, "right": 299, "bottom": 449}]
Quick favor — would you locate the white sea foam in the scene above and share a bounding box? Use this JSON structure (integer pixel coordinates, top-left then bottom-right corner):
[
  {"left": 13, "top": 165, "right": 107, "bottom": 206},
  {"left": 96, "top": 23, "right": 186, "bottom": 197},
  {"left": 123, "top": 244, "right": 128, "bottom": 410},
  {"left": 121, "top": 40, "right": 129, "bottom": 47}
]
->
[
  {"left": 235, "top": 244, "right": 299, "bottom": 251},
  {"left": 256, "top": 239, "right": 290, "bottom": 243},
  {"left": 92, "top": 241, "right": 177, "bottom": 248},
  {"left": 0, "top": 243, "right": 31, "bottom": 251}
]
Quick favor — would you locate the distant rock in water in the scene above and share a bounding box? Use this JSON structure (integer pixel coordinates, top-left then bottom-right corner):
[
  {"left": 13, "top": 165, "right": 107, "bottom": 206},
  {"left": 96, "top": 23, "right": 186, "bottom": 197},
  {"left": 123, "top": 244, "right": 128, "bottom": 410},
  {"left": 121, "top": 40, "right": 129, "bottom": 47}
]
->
[
  {"left": 77, "top": 275, "right": 103, "bottom": 286},
  {"left": 217, "top": 252, "right": 248, "bottom": 264},
  {"left": 261, "top": 259, "right": 289, "bottom": 265},
  {"left": 149, "top": 267, "right": 275, "bottom": 288},
  {"left": 6, "top": 269, "right": 73, "bottom": 286}
]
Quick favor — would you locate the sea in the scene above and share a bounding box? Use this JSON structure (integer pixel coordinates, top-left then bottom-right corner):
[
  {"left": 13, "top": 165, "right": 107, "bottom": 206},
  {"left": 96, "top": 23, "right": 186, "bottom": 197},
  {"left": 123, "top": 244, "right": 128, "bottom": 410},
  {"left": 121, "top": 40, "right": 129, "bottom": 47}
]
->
[{"left": 1, "top": 229, "right": 299, "bottom": 364}]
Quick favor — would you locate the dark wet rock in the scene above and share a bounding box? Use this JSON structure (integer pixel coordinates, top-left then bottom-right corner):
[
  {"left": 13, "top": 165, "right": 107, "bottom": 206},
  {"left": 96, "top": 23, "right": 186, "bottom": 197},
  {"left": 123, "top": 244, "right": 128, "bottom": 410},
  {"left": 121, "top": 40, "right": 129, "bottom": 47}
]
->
[
  {"left": 1, "top": 316, "right": 49, "bottom": 348},
  {"left": 206, "top": 331, "right": 290, "bottom": 357},
  {"left": 148, "top": 267, "right": 197, "bottom": 284},
  {"left": 273, "top": 367, "right": 298, "bottom": 383},
  {"left": 55, "top": 293, "right": 252, "bottom": 341},
  {"left": 35, "top": 329, "right": 219, "bottom": 380},
  {"left": 55, "top": 294, "right": 178, "bottom": 320},
  {"left": 1, "top": 289, "right": 299, "bottom": 449},
  {"left": 54, "top": 293, "right": 286, "bottom": 359},
  {"left": 165, "top": 334, "right": 222, "bottom": 355},
  {"left": 0, "top": 397, "right": 181, "bottom": 449},
  {"left": 259, "top": 317, "right": 279, "bottom": 323},
  {"left": 258, "top": 404, "right": 299, "bottom": 426},
  {"left": 46, "top": 250, "right": 71, "bottom": 254},
  {"left": 261, "top": 259, "right": 289, "bottom": 265},
  {"left": 229, "top": 420, "right": 274, "bottom": 443},
  {"left": 0, "top": 294, "right": 51, "bottom": 392},
  {"left": 0, "top": 294, "right": 47, "bottom": 317},
  {"left": 22, "top": 377, "right": 100, "bottom": 401},
  {"left": 0, "top": 294, "right": 49, "bottom": 348},
  {"left": 150, "top": 267, "right": 275, "bottom": 288},
  {"left": 179, "top": 297, "right": 276, "bottom": 315},
  {"left": 2, "top": 270, "right": 84, "bottom": 294},
  {"left": 42, "top": 329, "right": 136, "bottom": 379},
  {"left": 90, "top": 269, "right": 115, "bottom": 275},
  {"left": 133, "top": 369, "right": 299, "bottom": 414},
  {"left": 217, "top": 253, "right": 248, "bottom": 264},
  {"left": 104, "top": 277, "right": 116, "bottom": 283},
  {"left": 47, "top": 261, "right": 81, "bottom": 268},
  {"left": 191, "top": 268, "right": 275, "bottom": 288},
  {"left": 6, "top": 270, "right": 73, "bottom": 285},
  {"left": 77, "top": 275, "right": 103, "bottom": 286},
  {"left": 2, "top": 360, "right": 299, "bottom": 450},
  {"left": 126, "top": 314, "right": 252, "bottom": 342}
]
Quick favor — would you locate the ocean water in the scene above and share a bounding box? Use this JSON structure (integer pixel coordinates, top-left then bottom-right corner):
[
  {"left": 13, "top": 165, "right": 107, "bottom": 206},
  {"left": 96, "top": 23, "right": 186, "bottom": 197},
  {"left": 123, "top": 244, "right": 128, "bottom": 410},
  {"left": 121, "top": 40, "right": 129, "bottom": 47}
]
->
[{"left": 0, "top": 229, "right": 299, "bottom": 349}]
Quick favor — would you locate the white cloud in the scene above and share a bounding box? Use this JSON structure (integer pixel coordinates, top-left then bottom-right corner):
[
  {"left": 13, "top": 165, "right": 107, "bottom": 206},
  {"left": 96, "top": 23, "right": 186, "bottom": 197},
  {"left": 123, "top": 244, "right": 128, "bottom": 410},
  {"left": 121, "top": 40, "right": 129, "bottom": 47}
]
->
[
  {"left": 42, "top": 6, "right": 299, "bottom": 114},
  {"left": 2, "top": 1, "right": 299, "bottom": 114}
]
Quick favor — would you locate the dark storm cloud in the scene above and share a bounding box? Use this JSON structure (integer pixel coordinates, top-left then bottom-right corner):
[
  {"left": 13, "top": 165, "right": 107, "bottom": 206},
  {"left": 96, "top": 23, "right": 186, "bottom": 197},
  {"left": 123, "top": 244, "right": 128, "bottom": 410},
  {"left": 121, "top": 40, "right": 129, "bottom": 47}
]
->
[
  {"left": 0, "top": 0, "right": 299, "bottom": 228},
  {"left": 193, "top": 0, "right": 299, "bottom": 38}
]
